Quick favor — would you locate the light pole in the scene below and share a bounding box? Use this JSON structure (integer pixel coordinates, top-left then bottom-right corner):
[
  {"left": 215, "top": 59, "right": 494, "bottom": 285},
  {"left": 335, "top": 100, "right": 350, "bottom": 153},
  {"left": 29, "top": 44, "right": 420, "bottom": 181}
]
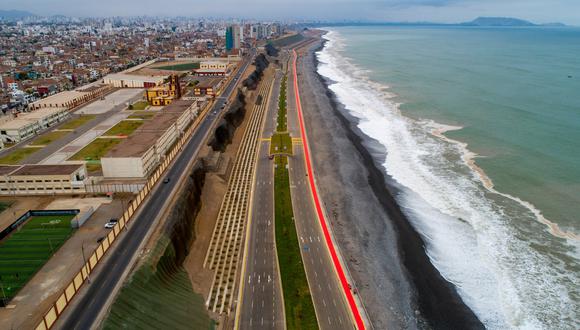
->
[{"left": 81, "top": 241, "right": 91, "bottom": 283}]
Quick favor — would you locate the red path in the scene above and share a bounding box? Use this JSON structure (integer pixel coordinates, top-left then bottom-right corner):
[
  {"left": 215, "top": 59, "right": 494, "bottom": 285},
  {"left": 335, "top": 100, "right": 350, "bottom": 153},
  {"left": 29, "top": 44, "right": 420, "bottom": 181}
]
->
[{"left": 292, "top": 49, "right": 366, "bottom": 330}]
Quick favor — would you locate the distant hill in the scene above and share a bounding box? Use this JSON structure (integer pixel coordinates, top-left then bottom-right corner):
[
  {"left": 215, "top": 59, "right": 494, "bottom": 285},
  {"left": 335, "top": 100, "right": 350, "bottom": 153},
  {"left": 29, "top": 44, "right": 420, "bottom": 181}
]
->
[
  {"left": 462, "top": 17, "right": 537, "bottom": 26},
  {"left": 0, "top": 9, "right": 35, "bottom": 20}
]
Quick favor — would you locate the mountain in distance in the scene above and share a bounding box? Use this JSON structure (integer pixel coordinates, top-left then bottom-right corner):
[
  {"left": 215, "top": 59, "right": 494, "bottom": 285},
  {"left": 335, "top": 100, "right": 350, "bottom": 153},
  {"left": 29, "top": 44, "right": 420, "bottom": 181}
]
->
[
  {"left": 461, "top": 16, "right": 566, "bottom": 27},
  {"left": 0, "top": 10, "right": 36, "bottom": 20}
]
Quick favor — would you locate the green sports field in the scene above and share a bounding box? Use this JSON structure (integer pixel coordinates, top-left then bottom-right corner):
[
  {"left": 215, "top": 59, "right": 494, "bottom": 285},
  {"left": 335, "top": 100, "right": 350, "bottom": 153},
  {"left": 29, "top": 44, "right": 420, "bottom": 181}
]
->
[{"left": 0, "top": 214, "right": 76, "bottom": 301}]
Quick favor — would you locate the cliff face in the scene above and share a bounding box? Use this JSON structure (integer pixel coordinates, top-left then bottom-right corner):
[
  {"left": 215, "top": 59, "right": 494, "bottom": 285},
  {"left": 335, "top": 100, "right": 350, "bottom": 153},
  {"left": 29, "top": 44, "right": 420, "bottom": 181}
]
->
[
  {"left": 104, "top": 162, "right": 212, "bottom": 329},
  {"left": 209, "top": 91, "right": 246, "bottom": 152},
  {"left": 161, "top": 162, "right": 207, "bottom": 268},
  {"left": 243, "top": 54, "right": 269, "bottom": 90}
]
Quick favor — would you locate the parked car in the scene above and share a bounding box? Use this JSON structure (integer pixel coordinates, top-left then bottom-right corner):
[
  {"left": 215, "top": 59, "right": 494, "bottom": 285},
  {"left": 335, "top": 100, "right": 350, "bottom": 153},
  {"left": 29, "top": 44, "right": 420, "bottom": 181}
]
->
[{"left": 104, "top": 218, "right": 118, "bottom": 229}]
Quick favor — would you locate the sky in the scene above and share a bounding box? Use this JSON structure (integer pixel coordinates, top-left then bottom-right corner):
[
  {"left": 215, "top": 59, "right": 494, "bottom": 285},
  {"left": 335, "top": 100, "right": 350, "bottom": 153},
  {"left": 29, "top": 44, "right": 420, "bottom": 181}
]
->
[{"left": 4, "top": 0, "right": 580, "bottom": 25}]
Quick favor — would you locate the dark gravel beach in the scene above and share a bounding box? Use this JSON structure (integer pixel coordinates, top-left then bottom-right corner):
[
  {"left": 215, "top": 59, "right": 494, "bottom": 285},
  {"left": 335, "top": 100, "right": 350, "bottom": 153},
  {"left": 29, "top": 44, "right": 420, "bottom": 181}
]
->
[{"left": 294, "top": 36, "right": 484, "bottom": 329}]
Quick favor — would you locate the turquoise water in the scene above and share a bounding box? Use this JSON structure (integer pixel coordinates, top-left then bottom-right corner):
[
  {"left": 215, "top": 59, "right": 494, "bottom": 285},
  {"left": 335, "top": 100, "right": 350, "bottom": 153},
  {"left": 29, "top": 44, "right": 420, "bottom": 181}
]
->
[
  {"left": 338, "top": 26, "right": 580, "bottom": 230},
  {"left": 317, "top": 26, "right": 579, "bottom": 329}
]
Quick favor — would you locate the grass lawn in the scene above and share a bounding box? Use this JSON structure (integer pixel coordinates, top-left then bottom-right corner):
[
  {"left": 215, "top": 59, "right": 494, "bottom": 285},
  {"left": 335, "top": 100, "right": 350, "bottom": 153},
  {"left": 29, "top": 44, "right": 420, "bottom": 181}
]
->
[
  {"left": 0, "top": 146, "right": 43, "bottom": 165},
  {"left": 29, "top": 130, "right": 69, "bottom": 146},
  {"left": 277, "top": 76, "right": 288, "bottom": 132},
  {"left": 155, "top": 62, "right": 200, "bottom": 71},
  {"left": 69, "top": 138, "right": 121, "bottom": 162},
  {"left": 129, "top": 100, "right": 149, "bottom": 110},
  {"left": 59, "top": 115, "right": 96, "bottom": 130},
  {"left": 104, "top": 120, "right": 143, "bottom": 136},
  {"left": 274, "top": 156, "right": 318, "bottom": 330},
  {"left": 270, "top": 133, "right": 292, "bottom": 155},
  {"left": 128, "top": 112, "right": 156, "bottom": 120},
  {"left": 0, "top": 214, "right": 75, "bottom": 301}
]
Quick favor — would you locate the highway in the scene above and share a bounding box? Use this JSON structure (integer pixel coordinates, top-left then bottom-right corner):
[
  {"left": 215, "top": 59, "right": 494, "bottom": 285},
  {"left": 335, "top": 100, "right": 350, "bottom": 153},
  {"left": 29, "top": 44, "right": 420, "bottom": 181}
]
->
[
  {"left": 237, "top": 68, "right": 284, "bottom": 330},
  {"left": 204, "top": 70, "right": 274, "bottom": 316},
  {"left": 283, "top": 50, "right": 352, "bottom": 329},
  {"left": 55, "top": 51, "right": 254, "bottom": 330}
]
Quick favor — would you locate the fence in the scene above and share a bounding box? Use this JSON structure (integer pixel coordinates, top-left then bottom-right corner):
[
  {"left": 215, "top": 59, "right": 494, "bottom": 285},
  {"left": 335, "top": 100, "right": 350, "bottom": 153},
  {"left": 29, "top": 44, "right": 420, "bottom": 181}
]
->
[
  {"left": 34, "top": 99, "right": 213, "bottom": 330},
  {"left": 85, "top": 183, "right": 145, "bottom": 194},
  {"left": 0, "top": 209, "right": 80, "bottom": 241}
]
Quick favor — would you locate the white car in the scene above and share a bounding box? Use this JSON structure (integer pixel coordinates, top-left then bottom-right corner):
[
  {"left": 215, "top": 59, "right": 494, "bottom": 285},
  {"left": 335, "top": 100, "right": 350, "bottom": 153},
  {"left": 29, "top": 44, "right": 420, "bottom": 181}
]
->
[{"left": 104, "top": 218, "right": 118, "bottom": 229}]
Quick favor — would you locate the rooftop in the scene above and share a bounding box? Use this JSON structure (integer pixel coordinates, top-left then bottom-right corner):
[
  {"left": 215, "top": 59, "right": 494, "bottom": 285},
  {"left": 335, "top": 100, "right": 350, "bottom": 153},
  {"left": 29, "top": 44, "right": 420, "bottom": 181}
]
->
[
  {"left": 104, "top": 73, "right": 166, "bottom": 82},
  {"left": 29, "top": 91, "right": 88, "bottom": 106},
  {"left": 104, "top": 100, "right": 195, "bottom": 158},
  {"left": 0, "top": 164, "right": 83, "bottom": 176},
  {"left": 0, "top": 165, "right": 21, "bottom": 176}
]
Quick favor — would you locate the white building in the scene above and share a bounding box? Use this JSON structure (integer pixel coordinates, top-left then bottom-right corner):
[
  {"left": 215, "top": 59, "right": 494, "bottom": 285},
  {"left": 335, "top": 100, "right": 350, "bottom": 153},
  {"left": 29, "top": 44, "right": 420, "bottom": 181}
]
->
[
  {"left": 101, "top": 100, "right": 198, "bottom": 178},
  {"left": 102, "top": 73, "right": 165, "bottom": 88}
]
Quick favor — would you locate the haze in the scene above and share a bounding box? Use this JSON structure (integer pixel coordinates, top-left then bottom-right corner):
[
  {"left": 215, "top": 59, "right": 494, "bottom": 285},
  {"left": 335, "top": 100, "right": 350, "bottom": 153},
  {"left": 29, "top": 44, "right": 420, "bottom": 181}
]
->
[{"left": 4, "top": 0, "right": 580, "bottom": 25}]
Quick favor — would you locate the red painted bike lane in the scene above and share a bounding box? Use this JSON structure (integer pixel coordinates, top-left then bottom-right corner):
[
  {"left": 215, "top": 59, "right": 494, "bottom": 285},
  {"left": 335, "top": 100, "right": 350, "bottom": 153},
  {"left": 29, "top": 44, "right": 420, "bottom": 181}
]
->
[{"left": 292, "top": 49, "right": 366, "bottom": 330}]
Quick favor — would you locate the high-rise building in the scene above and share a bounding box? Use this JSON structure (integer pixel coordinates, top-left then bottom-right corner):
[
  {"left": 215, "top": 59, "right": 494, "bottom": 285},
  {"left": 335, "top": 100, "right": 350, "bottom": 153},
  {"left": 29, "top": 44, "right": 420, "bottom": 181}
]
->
[
  {"left": 225, "top": 25, "right": 241, "bottom": 51},
  {"left": 225, "top": 26, "right": 234, "bottom": 51}
]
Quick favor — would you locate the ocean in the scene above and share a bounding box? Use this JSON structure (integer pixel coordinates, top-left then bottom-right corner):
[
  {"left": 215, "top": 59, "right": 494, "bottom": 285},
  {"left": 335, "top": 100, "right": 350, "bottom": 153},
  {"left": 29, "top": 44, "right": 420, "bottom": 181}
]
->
[{"left": 316, "top": 26, "right": 580, "bottom": 329}]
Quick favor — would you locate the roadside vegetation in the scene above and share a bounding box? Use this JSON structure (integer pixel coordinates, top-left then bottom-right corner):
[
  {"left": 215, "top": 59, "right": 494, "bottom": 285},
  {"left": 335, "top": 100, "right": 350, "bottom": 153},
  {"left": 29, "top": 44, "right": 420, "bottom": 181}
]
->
[
  {"left": 104, "top": 120, "right": 144, "bottom": 136},
  {"left": 272, "top": 74, "right": 317, "bottom": 329},
  {"left": 270, "top": 133, "right": 292, "bottom": 155},
  {"left": 274, "top": 156, "right": 318, "bottom": 329},
  {"left": 29, "top": 130, "right": 69, "bottom": 146},
  {"left": 59, "top": 115, "right": 96, "bottom": 130},
  {"left": 276, "top": 76, "right": 288, "bottom": 131},
  {"left": 0, "top": 214, "right": 76, "bottom": 301},
  {"left": 0, "top": 146, "right": 42, "bottom": 165}
]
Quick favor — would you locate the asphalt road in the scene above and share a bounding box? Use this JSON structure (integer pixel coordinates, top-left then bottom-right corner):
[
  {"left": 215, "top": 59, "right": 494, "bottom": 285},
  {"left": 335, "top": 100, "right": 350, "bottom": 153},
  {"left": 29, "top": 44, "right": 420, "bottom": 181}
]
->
[
  {"left": 55, "top": 52, "right": 254, "bottom": 330},
  {"left": 238, "top": 69, "right": 284, "bottom": 330},
  {"left": 286, "top": 51, "right": 354, "bottom": 329}
]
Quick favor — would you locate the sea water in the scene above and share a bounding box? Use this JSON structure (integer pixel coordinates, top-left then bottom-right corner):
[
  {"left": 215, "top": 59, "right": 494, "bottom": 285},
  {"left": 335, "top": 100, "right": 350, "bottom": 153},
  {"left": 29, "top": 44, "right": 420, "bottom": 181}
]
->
[{"left": 316, "top": 26, "right": 579, "bottom": 329}]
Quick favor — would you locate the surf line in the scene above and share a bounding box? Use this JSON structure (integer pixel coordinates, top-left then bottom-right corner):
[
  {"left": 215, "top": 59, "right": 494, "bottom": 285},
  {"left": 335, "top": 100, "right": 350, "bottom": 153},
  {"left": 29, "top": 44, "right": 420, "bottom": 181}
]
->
[{"left": 431, "top": 124, "right": 579, "bottom": 242}]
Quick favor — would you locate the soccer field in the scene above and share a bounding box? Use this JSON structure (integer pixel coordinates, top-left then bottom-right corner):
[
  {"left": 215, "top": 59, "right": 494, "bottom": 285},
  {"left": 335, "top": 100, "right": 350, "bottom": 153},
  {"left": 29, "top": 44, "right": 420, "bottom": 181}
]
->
[{"left": 0, "top": 214, "right": 76, "bottom": 301}]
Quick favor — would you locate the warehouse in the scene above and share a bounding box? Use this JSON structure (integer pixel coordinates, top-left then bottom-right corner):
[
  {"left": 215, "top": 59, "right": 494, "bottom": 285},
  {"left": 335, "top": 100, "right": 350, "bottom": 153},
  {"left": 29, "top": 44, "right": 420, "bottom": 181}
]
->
[{"left": 102, "top": 73, "right": 165, "bottom": 88}]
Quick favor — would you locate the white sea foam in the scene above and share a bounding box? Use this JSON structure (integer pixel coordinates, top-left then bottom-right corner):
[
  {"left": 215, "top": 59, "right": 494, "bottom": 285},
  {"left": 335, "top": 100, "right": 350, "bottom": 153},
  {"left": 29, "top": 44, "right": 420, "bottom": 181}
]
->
[{"left": 317, "top": 30, "right": 579, "bottom": 329}]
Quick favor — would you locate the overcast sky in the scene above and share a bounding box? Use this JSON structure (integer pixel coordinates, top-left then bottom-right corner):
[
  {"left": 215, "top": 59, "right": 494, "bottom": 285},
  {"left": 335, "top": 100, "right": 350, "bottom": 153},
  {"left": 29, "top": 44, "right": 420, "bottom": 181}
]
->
[{"left": 4, "top": 0, "right": 580, "bottom": 25}]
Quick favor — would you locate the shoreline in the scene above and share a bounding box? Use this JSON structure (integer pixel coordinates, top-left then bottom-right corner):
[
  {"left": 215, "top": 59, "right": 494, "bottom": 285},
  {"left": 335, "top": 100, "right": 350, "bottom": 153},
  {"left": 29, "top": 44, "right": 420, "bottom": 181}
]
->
[{"left": 299, "top": 35, "right": 484, "bottom": 329}]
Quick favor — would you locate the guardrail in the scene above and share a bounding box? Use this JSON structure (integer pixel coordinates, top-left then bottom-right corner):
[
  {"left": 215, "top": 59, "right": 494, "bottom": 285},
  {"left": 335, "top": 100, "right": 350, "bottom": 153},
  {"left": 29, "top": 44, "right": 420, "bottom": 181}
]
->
[{"left": 34, "top": 100, "right": 214, "bottom": 330}]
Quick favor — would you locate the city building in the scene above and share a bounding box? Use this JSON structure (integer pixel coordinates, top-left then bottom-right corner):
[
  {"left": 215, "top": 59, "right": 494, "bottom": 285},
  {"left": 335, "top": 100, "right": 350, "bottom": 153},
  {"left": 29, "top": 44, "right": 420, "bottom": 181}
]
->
[
  {"left": 225, "top": 25, "right": 241, "bottom": 51},
  {"left": 194, "top": 61, "right": 231, "bottom": 76},
  {"left": 145, "top": 74, "right": 182, "bottom": 106},
  {"left": 193, "top": 78, "right": 222, "bottom": 97},
  {"left": 28, "top": 85, "right": 113, "bottom": 111},
  {"left": 102, "top": 73, "right": 165, "bottom": 88},
  {"left": 0, "top": 107, "right": 69, "bottom": 143},
  {"left": 101, "top": 100, "right": 198, "bottom": 178},
  {"left": 0, "top": 163, "right": 87, "bottom": 195}
]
